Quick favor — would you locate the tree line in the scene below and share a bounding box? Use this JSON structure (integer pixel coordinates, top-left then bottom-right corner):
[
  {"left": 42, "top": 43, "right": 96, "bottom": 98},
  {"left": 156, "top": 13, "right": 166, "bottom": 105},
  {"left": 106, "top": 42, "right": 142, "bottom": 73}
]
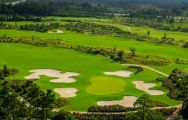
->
[
  {"left": 0, "top": 22, "right": 62, "bottom": 32},
  {"left": 157, "top": 68, "right": 188, "bottom": 119},
  {"left": 63, "top": 22, "right": 130, "bottom": 35},
  {"left": 20, "top": 23, "right": 62, "bottom": 32},
  {"left": 0, "top": 64, "right": 78, "bottom": 119},
  {"left": 0, "top": 2, "right": 114, "bottom": 17},
  {"left": 0, "top": 15, "right": 42, "bottom": 21}
]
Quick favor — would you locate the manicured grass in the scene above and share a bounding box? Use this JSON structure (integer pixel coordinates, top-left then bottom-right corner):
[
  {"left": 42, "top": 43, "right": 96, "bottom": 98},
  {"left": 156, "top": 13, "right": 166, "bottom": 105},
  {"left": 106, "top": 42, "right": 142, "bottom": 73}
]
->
[
  {"left": 0, "top": 29, "right": 188, "bottom": 74},
  {"left": 131, "top": 26, "right": 188, "bottom": 41},
  {"left": 1, "top": 17, "right": 187, "bottom": 111},
  {"left": 0, "top": 43, "right": 181, "bottom": 111},
  {"left": 86, "top": 76, "right": 125, "bottom": 95}
]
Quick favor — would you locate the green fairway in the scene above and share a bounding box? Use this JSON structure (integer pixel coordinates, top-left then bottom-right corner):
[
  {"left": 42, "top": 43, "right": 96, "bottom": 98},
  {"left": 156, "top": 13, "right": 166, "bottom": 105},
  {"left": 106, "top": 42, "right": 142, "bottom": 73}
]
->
[
  {"left": 0, "top": 29, "right": 188, "bottom": 74},
  {"left": 131, "top": 26, "right": 188, "bottom": 41},
  {"left": 0, "top": 43, "right": 181, "bottom": 111},
  {"left": 0, "top": 17, "right": 187, "bottom": 112},
  {"left": 86, "top": 76, "right": 126, "bottom": 95}
]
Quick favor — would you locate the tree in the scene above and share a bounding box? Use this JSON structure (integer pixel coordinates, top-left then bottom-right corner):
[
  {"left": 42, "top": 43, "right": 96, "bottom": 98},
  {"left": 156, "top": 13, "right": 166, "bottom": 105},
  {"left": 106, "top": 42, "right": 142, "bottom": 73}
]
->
[
  {"left": 168, "top": 18, "right": 175, "bottom": 25},
  {"left": 41, "top": 89, "right": 56, "bottom": 119},
  {"left": 181, "top": 96, "right": 188, "bottom": 119},
  {"left": 134, "top": 94, "right": 152, "bottom": 120},
  {"left": 2, "top": 64, "right": 10, "bottom": 77},
  {"left": 147, "top": 31, "right": 150, "bottom": 39},
  {"left": 52, "top": 110, "right": 76, "bottom": 120},
  {"left": 145, "top": 110, "right": 165, "bottom": 120},
  {"left": 117, "top": 50, "right": 126, "bottom": 62},
  {"left": 130, "top": 48, "right": 136, "bottom": 56},
  {"left": 0, "top": 81, "right": 25, "bottom": 119},
  {"left": 162, "top": 33, "right": 167, "bottom": 43}
]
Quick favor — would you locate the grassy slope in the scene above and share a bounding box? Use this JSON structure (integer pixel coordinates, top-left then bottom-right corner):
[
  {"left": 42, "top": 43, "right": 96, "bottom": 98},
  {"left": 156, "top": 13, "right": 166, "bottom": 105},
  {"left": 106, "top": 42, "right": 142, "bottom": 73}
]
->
[{"left": 0, "top": 43, "right": 181, "bottom": 111}]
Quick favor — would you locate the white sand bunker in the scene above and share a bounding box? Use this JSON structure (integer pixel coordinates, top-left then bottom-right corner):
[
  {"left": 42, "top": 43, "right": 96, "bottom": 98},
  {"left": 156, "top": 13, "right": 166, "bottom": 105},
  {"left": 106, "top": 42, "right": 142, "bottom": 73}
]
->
[
  {"left": 24, "top": 69, "right": 79, "bottom": 83},
  {"left": 133, "top": 81, "right": 164, "bottom": 95},
  {"left": 48, "top": 30, "right": 64, "bottom": 34},
  {"left": 54, "top": 88, "right": 78, "bottom": 98},
  {"left": 97, "top": 96, "right": 137, "bottom": 107},
  {"left": 104, "top": 70, "right": 132, "bottom": 77}
]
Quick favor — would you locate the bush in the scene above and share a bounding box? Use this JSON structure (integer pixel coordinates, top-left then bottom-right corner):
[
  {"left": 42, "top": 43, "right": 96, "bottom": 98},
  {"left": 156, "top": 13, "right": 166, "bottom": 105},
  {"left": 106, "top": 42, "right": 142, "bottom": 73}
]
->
[
  {"left": 128, "top": 66, "right": 143, "bottom": 74},
  {"left": 88, "top": 105, "right": 135, "bottom": 112}
]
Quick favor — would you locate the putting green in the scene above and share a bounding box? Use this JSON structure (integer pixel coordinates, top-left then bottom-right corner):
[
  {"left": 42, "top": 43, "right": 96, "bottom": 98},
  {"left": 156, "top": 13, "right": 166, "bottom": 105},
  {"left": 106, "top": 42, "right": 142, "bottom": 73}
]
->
[{"left": 86, "top": 76, "right": 125, "bottom": 95}]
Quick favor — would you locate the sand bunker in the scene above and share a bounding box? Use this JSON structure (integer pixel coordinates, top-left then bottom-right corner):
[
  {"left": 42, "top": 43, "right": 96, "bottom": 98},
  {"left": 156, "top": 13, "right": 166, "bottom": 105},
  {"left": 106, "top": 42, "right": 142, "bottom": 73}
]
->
[
  {"left": 25, "top": 69, "right": 79, "bottom": 83},
  {"left": 104, "top": 70, "right": 132, "bottom": 77},
  {"left": 97, "top": 96, "right": 137, "bottom": 107},
  {"left": 54, "top": 88, "right": 78, "bottom": 98},
  {"left": 48, "top": 30, "right": 64, "bottom": 34},
  {"left": 133, "top": 81, "right": 164, "bottom": 95}
]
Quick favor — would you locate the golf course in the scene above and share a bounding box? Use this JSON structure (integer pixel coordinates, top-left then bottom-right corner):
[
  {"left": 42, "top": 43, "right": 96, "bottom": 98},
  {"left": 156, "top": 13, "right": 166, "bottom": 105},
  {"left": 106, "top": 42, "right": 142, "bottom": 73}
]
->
[
  {"left": 1, "top": 0, "right": 188, "bottom": 119},
  {"left": 0, "top": 16, "right": 187, "bottom": 112}
]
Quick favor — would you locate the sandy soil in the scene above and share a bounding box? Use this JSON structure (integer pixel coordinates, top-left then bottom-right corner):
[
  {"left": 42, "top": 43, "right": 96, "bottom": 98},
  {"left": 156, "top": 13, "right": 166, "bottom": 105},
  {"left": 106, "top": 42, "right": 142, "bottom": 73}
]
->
[
  {"left": 133, "top": 81, "right": 164, "bottom": 95},
  {"left": 24, "top": 69, "right": 79, "bottom": 83},
  {"left": 104, "top": 70, "right": 132, "bottom": 77},
  {"left": 97, "top": 96, "right": 137, "bottom": 107},
  {"left": 48, "top": 30, "right": 64, "bottom": 34},
  {"left": 54, "top": 88, "right": 78, "bottom": 98}
]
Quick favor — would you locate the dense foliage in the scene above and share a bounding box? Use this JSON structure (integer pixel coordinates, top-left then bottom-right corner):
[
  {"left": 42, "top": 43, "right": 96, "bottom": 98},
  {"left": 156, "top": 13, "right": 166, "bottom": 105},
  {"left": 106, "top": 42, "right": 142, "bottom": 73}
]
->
[
  {"left": 20, "top": 23, "right": 62, "bottom": 32},
  {"left": 0, "top": 2, "right": 113, "bottom": 17},
  {"left": 0, "top": 15, "right": 42, "bottom": 21},
  {"left": 159, "top": 69, "right": 188, "bottom": 100},
  {"left": 0, "top": 64, "right": 77, "bottom": 119},
  {"left": 88, "top": 100, "right": 168, "bottom": 113},
  {"left": 63, "top": 22, "right": 130, "bottom": 35},
  {"left": 88, "top": 105, "right": 129, "bottom": 112},
  {"left": 158, "top": 69, "right": 188, "bottom": 119},
  {"left": 128, "top": 66, "right": 143, "bottom": 74}
]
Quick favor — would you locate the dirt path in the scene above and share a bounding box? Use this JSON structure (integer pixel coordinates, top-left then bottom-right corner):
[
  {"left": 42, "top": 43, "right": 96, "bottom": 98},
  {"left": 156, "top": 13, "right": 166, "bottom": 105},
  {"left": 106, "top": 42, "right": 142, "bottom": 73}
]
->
[
  {"left": 122, "top": 64, "right": 169, "bottom": 77},
  {"left": 69, "top": 104, "right": 182, "bottom": 114}
]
